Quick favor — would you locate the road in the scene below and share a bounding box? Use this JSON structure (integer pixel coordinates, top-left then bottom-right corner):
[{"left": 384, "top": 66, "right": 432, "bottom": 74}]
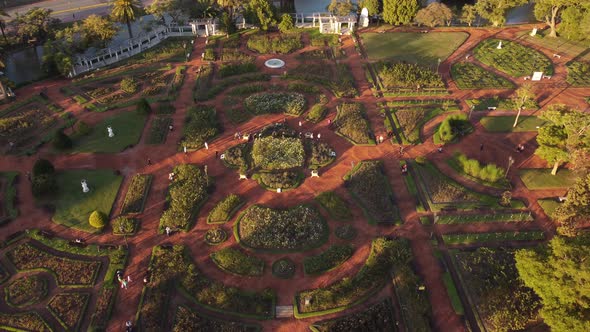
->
[{"left": 4, "top": 0, "right": 155, "bottom": 22}]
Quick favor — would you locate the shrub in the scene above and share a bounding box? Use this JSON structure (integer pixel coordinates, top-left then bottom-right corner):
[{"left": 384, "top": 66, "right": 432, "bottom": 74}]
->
[
  {"left": 454, "top": 153, "right": 505, "bottom": 183},
  {"left": 53, "top": 129, "right": 73, "bottom": 150},
  {"left": 438, "top": 113, "right": 472, "bottom": 143},
  {"left": 222, "top": 143, "right": 249, "bottom": 169},
  {"left": 243, "top": 92, "right": 306, "bottom": 116},
  {"left": 180, "top": 105, "right": 221, "bottom": 150},
  {"left": 335, "top": 224, "right": 357, "bottom": 240},
  {"left": 334, "top": 103, "right": 373, "bottom": 144},
  {"left": 377, "top": 62, "right": 444, "bottom": 90},
  {"left": 112, "top": 216, "right": 136, "bottom": 235},
  {"left": 303, "top": 244, "right": 354, "bottom": 275},
  {"left": 278, "top": 13, "right": 294, "bottom": 33},
  {"left": 315, "top": 191, "right": 352, "bottom": 221},
  {"left": 89, "top": 210, "right": 107, "bottom": 229},
  {"left": 218, "top": 62, "right": 257, "bottom": 78},
  {"left": 247, "top": 33, "right": 302, "bottom": 54},
  {"left": 207, "top": 194, "right": 243, "bottom": 224},
  {"left": 33, "top": 159, "right": 55, "bottom": 177},
  {"left": 210, "top": 248, "right": 264, "bottom": 276},
  {"left": 306, "top": 103, "right": 328, "bottom": 123},
  {"left": 136, "top": 98, "right": 151, "bottom": 115},
  {"left": 120, "top": 77, "right": 139, "bottom": 94},
  {"left": 252, "top": 136, "right": 304, "bottom": 170},
  {"left": 75, "top": 121, "right": 92, "bottom": 136}
]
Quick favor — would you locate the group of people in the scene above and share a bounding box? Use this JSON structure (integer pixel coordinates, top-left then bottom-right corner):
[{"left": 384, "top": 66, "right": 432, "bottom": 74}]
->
[{"left": 516, "top": 144, "right": 526, "bottom": 152}]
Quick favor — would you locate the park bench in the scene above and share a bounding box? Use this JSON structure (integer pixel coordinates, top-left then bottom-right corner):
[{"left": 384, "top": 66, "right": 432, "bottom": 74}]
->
[
  {"left": 487, "top": 107, "right": 497, "bottom": 110},
  {"left": 69, "top": 240, "right": 87, "bottom": 248}
]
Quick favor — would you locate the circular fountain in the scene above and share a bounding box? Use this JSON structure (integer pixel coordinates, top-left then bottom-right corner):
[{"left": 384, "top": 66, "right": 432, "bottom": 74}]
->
[{"left": 264, "top": 58, "right": 285, "bottom": 69}]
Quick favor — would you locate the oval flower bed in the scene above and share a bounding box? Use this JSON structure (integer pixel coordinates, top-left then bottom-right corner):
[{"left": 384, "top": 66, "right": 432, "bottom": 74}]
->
[
  {"left": 252, "top": 136, "right": 304, "bottom": 170},
  {"left": 235, "top": 205, "right": 328, "bottom": 252},
  {"left": 205, "top": 228, "right": 227, "bottom": 246},
  {"left": 210, "top": 247, "right": 264, "bottom": 276}
]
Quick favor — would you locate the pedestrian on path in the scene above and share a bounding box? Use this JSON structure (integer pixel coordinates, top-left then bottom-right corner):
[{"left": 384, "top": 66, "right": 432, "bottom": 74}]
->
[
  {"left": 165, "top": 226, "right": 171, "bottom": 236},
  {"left": 121, "top": 279, "right": 128, "bottom": 289},
  {"left": 215, "top": 151, "right": 219, "bottom": 158},
  {"left": 147, "top": 158, "right": 152, "bottom": 166},
  {"left": 480, "top": 143, "right": 484, "bottom": 151},
  {"left": 169, "top": 124, "right": 174, "bottom": 132},
  {"left": 127, "top": 275, "right": 132, "bottom": 283},
  {"left": 379, "top": 135, "right": 384, "bottom": 144},
  {"left": 298, "top": 120, "right": 302, "bottom": 127},
  {"left": 184, "top": 146, "right": 187, "bottom": 154},
  {"left": 317, "top": 133, "right": 321, "bottom": 140},
  {"left": 399, "top": 146, "right": 404, "bottom": 157},
  {"left": 204, "top": 142, "right": 209, "bottom": 150}
]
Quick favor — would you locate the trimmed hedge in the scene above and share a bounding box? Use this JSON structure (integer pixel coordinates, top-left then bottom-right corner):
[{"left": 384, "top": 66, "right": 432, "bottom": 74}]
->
[
  {"left": 303, "top": 244, "right": 354, "bottom": 275},
  {"left": 315, "top": 191, "right": 352, "bottom": 221},
  {"left": 210, "top": 247, "right": 264, "bottom": 276},
  {"left": 120, "top": 174, "right": 152, "bottom": 215},
  {"left": 207, "top": 194, "right": 244, "bottom": 224}
]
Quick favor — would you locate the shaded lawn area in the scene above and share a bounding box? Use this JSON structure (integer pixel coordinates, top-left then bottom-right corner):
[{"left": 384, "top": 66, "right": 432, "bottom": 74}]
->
[
  {"left": 519, "top": 169, "right": 578, "bottom": 189},
  {"left": 480, "top": 116, "right": 546, "bottom": 132},
  {"left": 361, "top": 32, "right": 468, "bottom": 64},
  {"left": 537, "top": 198, "right": 561, "bottom": 218},
  {"left": 50, "top": 170, "right": 123, "bottom": 233},
  {"left": 72, "top": 111, "right": 147, "bottom": 153}
]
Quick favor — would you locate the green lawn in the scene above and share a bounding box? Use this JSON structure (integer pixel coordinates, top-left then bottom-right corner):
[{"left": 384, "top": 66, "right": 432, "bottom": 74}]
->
[
  {"left": 537, "top": 198, "right": 561, "bottom": 218},
  {"left": 442, "top": 272, "right": 464, "bottom": 315},
  {"left": 519, "top": 169, "right": 578, "bottom": 189},
  {"left": 451, "top": 62, "right": 514, "bottom": 89},
  {"left": 361, "top": 32, "right": 468, "bottom": 65},
  {"left": 518, "top": 30, "right": 590, "bottom": 61},
  {"left": 72, "top": 111, "right": 147, "bottom": 153},
  {"left": 480, "top": 116, "right": 546, "bottom": 132},
  {"left": 50, "top": 170, "right": 123, "bottom": 233},
  {"left": 473, "top": 38, "right": 554, "bottom": 77}
]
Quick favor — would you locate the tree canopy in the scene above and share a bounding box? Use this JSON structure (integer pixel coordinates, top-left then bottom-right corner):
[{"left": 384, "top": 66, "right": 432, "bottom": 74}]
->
[
  {"left": 553, "top": 174, "right": 590, "bottom": 234},
  {"left": 475, "top": 0, "right": 527, "bottom": 26},
  {"left": 111, "top": 0, "right": 142, "bottom": 39},
  {"left": 13, "top": 8, "right": 60, "bottom": 43},
  {"left": 414, "top": 2, "right": 453, "bottom": 27},
  {"left": 557, "top": 3, "right": 590, "bottom": 41},
  {"left": 533, "top": 0, "right": 577, "bottom": 38},
  {"left": 328, "top": 0, "right": 355, "bottom": 16},
  {"left": 460, "top": 4, "right": 478, "bottom": 26},
  {"left": 382, "top": 0, "right": 419, "bottom": 25},
  {"left": 515, "top": 235, "right": 590, "bottom": 331},
  {"left": 246, "top": 0, "right": 276, "bottom": 31},
  {"left": 359, "top": 0, "right": 380, "bottom": 15},
  {"left": 81, "top": 15, "right": 119, "bottom": 48}
]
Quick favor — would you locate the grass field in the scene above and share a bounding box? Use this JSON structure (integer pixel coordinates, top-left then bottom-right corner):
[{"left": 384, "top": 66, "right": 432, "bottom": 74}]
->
[
  {"left": 361, "top": 32, "right": 468, "bottom": 65},
  {"left": 480, "top": 116, "right": 546, "bottom": 132},
  {"left": 519, "top": 169, "right": 578, "bottom": 189},
  {"left": 442, "top": 272, "right": 464, "bottom": 315},
  {"left": 72, "top": 111, "right": 147, "bottom": 153},
  {"left": 518, "top": 30, "right": 590, "bottom": 61},
  {"left": 537, "top": 198, "right": 561, "bottom": 218},
  {"left": 51, "top": 170, "right": 123, "bottom": 232},
  {"left": 474, "top": 38, "right": 554, "bottom": 77}
]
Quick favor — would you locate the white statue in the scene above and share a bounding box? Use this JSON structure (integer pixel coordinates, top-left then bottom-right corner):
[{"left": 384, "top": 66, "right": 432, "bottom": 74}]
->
[
  {"left": 530, "top": 28, "right": 537, "bottom": 37},
  {"left": 81, "top": 180, "right": 89, "bottom": 193},
  {"left": 360, "top": 8, "right": 369, "bottom": 28},
  {"left": 497, "top": 41, "right": 502, "bottom": 49},
  {"left": 107, "top": 126, "right": 114, "bottom": 138}
]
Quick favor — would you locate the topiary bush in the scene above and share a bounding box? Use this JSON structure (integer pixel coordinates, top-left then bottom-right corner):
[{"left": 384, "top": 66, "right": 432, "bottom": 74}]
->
[
  {"left": 52, "top": 129, "right": 73, "bottom": 150},
  {"left": 272, "top": 258, "right": 295, "bottom": 279},
  {"left": 33, "top": 159, "right": 55, "bottom": 177},
  {"left": 278, "top": 13, "right": 294, "bottom": 33},
  {"left": 438, "top": 113, "right": 472, "bottom": 143},
  {"left": 32, "top": 159, "right": 57, "bottom": 197},
  {"left": 136, "top": 98, "right": 151, "bottom": 115},
  {"left": 75, "top": 121, "right": 92, "bottom": 136},
  {"left": 89, "top": 210, "right": 107, "bottom": 229}
]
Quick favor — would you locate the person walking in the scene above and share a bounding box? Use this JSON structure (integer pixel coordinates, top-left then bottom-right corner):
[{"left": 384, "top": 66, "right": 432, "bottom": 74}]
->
[
  {"left": 204, "top": 142, "right": 209, "bottom": 150},
  {"left": 165, "top": 226, "right": 171, "bottom": 236},
  {"left": 147, "top": 158, "right": 152, "bottom": 166},
  {"left": 480, "top": 143, "right": 484, "bottom": 151}
]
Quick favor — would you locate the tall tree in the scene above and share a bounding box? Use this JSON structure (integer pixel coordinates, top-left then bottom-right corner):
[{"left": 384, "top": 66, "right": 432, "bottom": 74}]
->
[
  {"left": 460, "top": 4, "right": 477, "bottom": 26},
  {"left": 216, "top": 0, "right": 247, "bottom": 20},
  {"left": 82, "top": 15, "right": 119, "bottom": 48},
  {"left": 552, "top": 174, "right": 590, "bottom": 233},
  {"left": 475, "top": 0, "right": 527, "bottom": 27},
  {"left": 383, "top": 0, "right": 419, "bottom": 25},
  {"left": 512, "top": 82, "right": 535, "bottom": 128},
  {"left": 278, "top": 13, "right": 294, "bottom": 33},
  {"left": 515, "top": 236, "right": 590, "bottom": 331},
  {"left": 247, "top": 0, "right": 276, "bottom": 30},
  {"left": 328, "top": 0, "right": 355, "bottom": 16},
  {"left": 110, "top": 0, "right": 142, "bottom": 39},
  {"left": 534, "top": 0, "right": 575, "bottom": 38},
  {"left": 414, "top": 2, "right": 453, "bottom": 27},
  {"left": 557, "top": 4, "right": 590, "bottom": 41},
  {"left": 0, "top": 9, "right": 9, "bottom": 43},
  {"left": 359, "top": 0, "right": 380, "bottom": 15},
  {"left": 13, "top": 8, "right": 60, "bottom": 43},
  {"left": 146, "top": 0, "right": 193, "bottom": 23}
]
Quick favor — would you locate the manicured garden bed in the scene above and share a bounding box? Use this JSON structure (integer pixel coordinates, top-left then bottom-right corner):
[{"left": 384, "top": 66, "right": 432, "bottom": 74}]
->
[
  {"left": 473, "top": 39, "right": 553, "bottom": 77},
  {"left": 252, "top": 170, "right": 304, "bottom": 190},
  {"left": 435, "top": 212, "right": 533, "bottom": 224},
  {"left": 286, "top": 62, "right": 357, "bottom": 98},
  {"left": 446, "top": 152, "right": 509, "bottom": 189},
  {"left": 303, "top": 244, "right": 354, "bottom": 275},
  {"left": 480, "top": 116, "right": 546, "bottom": 132},
  {"left": 205, "top": 227, "right": 228, "bottom": 245},
  {"left": 466, "top": 97, "right": 539, "bottom": 111},
  {"left": 173, "top": 306, "right": 261, "bottom": 331},
  {"left": 566, "top": 61, "right": 590, "bottom": 86},
  {"left": 0, "top": 312, "right": 51, "bottom": 332},
  {"left": 71, "top": 110, "right": 147, "bottom": 153},
  {"left": 179, "top": 105, "right": 221, "bottom": 150},
  {"left": 295, "top": 237, "right": 410, "bottom": 317},
  {"left": 310, "top": 299, "right": 398, "bottom": 332},
  {"left": 160, "top": 164, "right": 210, "bottom": 231},
  {"left": 519, "top": 168, "right": 577, "bottom": 189},
  {"left": 374, "top": 62, "right": 445, "bottom": 92},
  {"left": 451, "top": 62, "right": 514, "bottom": 89},
  {"left": 247, "top": 33, "right": 302, "bottom": 54},
  {"left": 244, "top": 92, "right": 306, "bottom": 116},
  {"left": 334, "top": 103, "right": 374, "bottom": 145},
  {"left": 207, "top": 194, "right": 244, "bottom": 224},
  {"left": 8, "top": 242, "right": 101, "bottom": 286},
  {"left": 235, "top": 205, "right": 328, "bottom": 252},
  {"left": 308, "top": 141, "right": 336, "bottom": 168},
  {"left": 48, "top": 169, "right": 123, "bottom": 233},
  {"left": 47, "top": 292, "right": 90, "bottom": 331},
  {"left": 315, "top": 191, "right": 352, "bottom": 221},
  {"left": 272, "top": 258, "right": 296, "bottom": 279},
  {"left": 120, "top": 174, "right": 152, "bottom": 215},
  {"left": 0, "top": 172, "right": 18, "bottom": 224},
  {"left": 334, "top": 225, "right": 357, "bottom": 240},
  {"left": 443, "top": 231, "right": 545, "bottom": 244},
  {"left": 344, "top": 161, "right": 400, "bottom": 224},
  {"left": 388, "top": 106, "right": 451, "bottom": 144},
  {"left": 252, "top": 136, "right": 304, "bottom": 169},
  {"left": 5, "top": 274, "right": 47, "bottom": 307},
  {"left": 146, "top": 116, "right": 172, "bottom": 144},
  {"left": 111, "top": 217, "right": 139, "bottom": 235},
  {"left": 211, "top": 247, "right": 264, "bottom": 276},
  {"left": 89, "top": 286, "right": 117, "bottom": 331}
]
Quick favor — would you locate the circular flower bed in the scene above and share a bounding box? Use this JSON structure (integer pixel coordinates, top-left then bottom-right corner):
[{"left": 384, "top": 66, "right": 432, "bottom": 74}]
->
[
  {"left": 272, "top": 258, "right": 296, "bottom": 279},
  {"left": 205, "top": 227, "right": 227, "bottom": 246},
  {"left": 335, "top": 224, "right": 357, "bottom": 240}
]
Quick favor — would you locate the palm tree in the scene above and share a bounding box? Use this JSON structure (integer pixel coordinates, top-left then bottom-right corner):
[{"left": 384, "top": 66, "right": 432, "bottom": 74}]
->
[
  {"left": 0, "top": 9, "right": 10, "bottom": 43},
  {"left": 111, "top": 0, "right": 142, "bottom": 39}
]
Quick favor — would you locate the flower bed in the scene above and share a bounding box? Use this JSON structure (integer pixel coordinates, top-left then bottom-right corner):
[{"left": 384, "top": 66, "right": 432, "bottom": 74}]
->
[
  {"left": 375, "top": 62, "right": 445, "bottom": 90},
  {"left": 173, "top": 306, "right": 261, "bottom": 331},
  {"left": 222, "top": 143, "right": 250, "bottom": 169},
  {"left": 197, "top": 73, "right": 271, "bottom": 101},
  {"left": 247, "top": 33, "right": 302, "bottom": 54},
  {"left": 47, "top": 292, "right": 90, "bottom": 331},
  {"left": 303, "top": 244, "right": 354, "bottom": 275},
  {"left": 253, "top": 170, "right": 304, "bottom": 190},
  {"left": 112, "top": 217, "right": 139, "bottom": 235},
  {"left": 272, "top": 258, "right": 296, "bottom": 279},
  {"left": 287, "top": 62, "right": 357, "bottom": 98},
  {"left": 334, "top": 103, "right": 374, "bottom": 145},
  {"left": 0, "top": 312, "right": 51, "bottom": 332},
  {"left": 315, "top": 191, "right": 352, "bottom": 221},
  {"left": 236, "top": 205, "right": 328, "bottom": 252},
  {"left": 451, "top": 62, "right": 514, "bottom": 89},
  {"left": 205, "top": 227, "right": 227, "bottom": 245},
  {"left": 466, "top": 97, "right": 539, "bottom": 111},
  {"left": 207, "top": 194, "right": 244, "bottom": 224},
  {"left": 0, "top": 172, "right": 18, "bottom": 224},
  {"left": 252, "top": 136, "right": 304, "bottom": 170},
  {"left": 310, "top": 299, "right": 397, "bottom": 332},
  {"left": 218, "top": 62, "right": 258, "bottom": 78},
  {"left": 443, "top": 231, "right": 545, "bottom": 244},
  {"left": 5, "top": 275, "right": 47, "bottom": 307},
  {"left": 89, "top": 286, "right": 116, "bottom": 330},
  {"left": 120, "top": 174, "right": 152, "bottom": 215},
  {"left": 306, "top": 103, "right": 329, "bottom": 123},
  {"left": 566, "top": 61, "right": 590, "bottom": 86},
  {"left": 8, "top": 242, "right": 101, "bottom": 286},
  {"left": 179, "top": 105, "right": 221, "bottom": 150},
  {"left": 295, "top": 237, "right": 410, "bottom": 317},
  {"left": 160, "top": 164, "right": 210, "bottom": 231},
  {"left": 344, "top": 161, "right": 400, "bottom": 224},
  {"left": 244, "top": 92, "right": 306, "bottom": 116},
  {"left": 335, "top": 225, "right": 357, "bottom": 240},
  {"left": 413, "top": 161, "right": 477, "bottom": 204},
  {"left": 473, "top": 39, "right": 553, "bottom": 77},
  {"left": 388, "top": 106, "right": 451, "bottom": 144},
  {"left": 211, "top": 247, "right": 264, "bottom": 276},
  {"left": 308, "top": 141, "right": 335, "bottom": 168},
  {"left": 146, "top": 116, "right": 172, "bottom": 144},
  {"left": 228, "top": 84, "right": 266, "bottom": 96}
]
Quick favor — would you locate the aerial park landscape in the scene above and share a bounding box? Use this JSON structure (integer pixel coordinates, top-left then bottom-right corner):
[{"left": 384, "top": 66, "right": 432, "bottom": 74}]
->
[{"left": 0, "top": 0, "right": 589, "bottom": 331}]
